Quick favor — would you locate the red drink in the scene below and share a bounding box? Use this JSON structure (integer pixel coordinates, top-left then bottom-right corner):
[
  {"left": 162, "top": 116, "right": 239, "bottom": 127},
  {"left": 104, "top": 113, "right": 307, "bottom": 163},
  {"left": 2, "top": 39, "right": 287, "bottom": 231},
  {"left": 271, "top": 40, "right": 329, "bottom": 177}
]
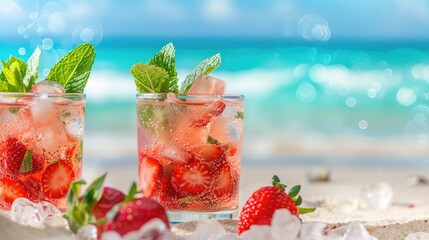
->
[
  {"left": 137, "top": 93, "right": 244, "bottom": 221},
  {"left": 0, "top": 92, "right": 85, "bottom": 211}
]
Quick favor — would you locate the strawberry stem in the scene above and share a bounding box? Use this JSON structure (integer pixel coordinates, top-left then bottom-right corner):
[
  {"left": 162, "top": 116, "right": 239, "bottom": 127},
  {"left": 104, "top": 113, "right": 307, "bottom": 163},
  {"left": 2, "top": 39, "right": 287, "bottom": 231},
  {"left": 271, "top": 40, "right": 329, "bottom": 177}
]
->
[{"left": 272, "top": 175, "right": 287, "bottom": 190}]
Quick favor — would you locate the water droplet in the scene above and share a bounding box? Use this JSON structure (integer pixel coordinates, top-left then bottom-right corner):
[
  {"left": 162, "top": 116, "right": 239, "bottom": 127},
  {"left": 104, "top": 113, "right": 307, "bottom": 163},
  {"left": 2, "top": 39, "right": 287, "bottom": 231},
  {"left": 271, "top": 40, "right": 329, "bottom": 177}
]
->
[
  {"left": 274, "top": 52, "right": 279, "bottom": 58},
  {"left": 29, "top": 11, "right": 38, "bottom": 20},
  {"left": 43, "top": 68, "right": 50, "bottom": 77},
  {"left": 72, "top": 21, "right": 103, "bottom": 45},
  {"left": 297, "top": 14, "right": 331, "bottom": 41},
  {"left": 367, "top": 88, "right": 377, "bottom": 98},
  {"left": 396, "top": 87, "right": 416, "bottom": 106},
  {"left": 296, "top": 82, "right": 316, "bottom": 103},
  {"left": 37, "top": 28, "right": 44, "bottom": 34},
  {"left": 42, "top": 38, "right": 53, "bottom": 50},
  {"left": 346, "top": 97, "right": 356, "bottom": 107},
  {"left": 294, "top": 64, "right": 309, "bottom": 78},
  {"left": 359, "top": 120, "right": 368, "bottom": 130},
  {"left": 48, "top": 12, "right": 67, "bottom": 34},
  {"left": 17, "top": 25, "right": 26, "bottom": 34},
  {"left": 18, "top": 48, "right": 26, "bottom": 55},
  {"left": 80, "top": 27, "right": 94, "bottom": 42}
]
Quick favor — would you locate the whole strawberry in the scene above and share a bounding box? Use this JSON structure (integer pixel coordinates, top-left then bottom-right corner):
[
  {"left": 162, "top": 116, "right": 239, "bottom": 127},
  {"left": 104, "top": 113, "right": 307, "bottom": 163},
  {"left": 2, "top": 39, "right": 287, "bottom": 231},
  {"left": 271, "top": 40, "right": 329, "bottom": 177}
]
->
[
  {"left": 237, "top": 175, "right": 315, "bottom": 235},
  {"left": 101, "top": 197, "right": 170, "bottom": 236}
]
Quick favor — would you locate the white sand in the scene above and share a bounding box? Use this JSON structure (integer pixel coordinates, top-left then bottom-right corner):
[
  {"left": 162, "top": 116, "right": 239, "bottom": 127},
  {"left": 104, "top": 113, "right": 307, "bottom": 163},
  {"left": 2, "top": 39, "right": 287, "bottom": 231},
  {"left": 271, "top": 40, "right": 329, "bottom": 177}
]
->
[{"left": 79, "top": 163, "right": 429, "bottom": 239}]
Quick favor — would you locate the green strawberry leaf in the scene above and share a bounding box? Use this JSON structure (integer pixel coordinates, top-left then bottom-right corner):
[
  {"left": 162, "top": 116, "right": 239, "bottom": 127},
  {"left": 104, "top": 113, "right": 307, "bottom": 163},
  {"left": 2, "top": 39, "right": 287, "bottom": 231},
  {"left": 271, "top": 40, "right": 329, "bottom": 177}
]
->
[
  {"left": 294, "top": 195, "right": 303, "bottom": 206},
  {"left": 47, "top": 43, "right": 96, "bottom": 93},
  {"left": 179, "top": 53, "right": 221, "bottom": 93},
  {"left": 19, "top": 150, "right": 33, "bottom": 173},
  {"left": 131, "top": 63, "right": 170, "bottom": 93},
  {"left": 24, "top": 47, "right": 41, "bottom": 91},
  {"left": 288, "top": 185, "right": 301, "bottom": 198},
  {"left": 64, "top": 179, "right": 87, "bottom": 233},
  {"left": 82, "top": 173, "right": 107, "bottom": 211},
  {"left": 149, "top": 42, "right": 178, "bottom": 93},
  {"left": 298, "top": 207, "right": 316, "bottom": 214},
  {"left": 124, "top": 182, "right": 139, "bottom": 202}
]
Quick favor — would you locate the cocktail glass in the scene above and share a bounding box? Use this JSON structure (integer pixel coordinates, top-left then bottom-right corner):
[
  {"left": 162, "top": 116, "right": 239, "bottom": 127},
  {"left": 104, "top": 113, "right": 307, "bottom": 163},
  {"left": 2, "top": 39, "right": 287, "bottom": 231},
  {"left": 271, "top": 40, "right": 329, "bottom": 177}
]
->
[
  {"left": 0, "top": 91, "right": 85, "bottom": 211},
  {"left": 136, "top": 93, "right": 244, "bottom": 222}
]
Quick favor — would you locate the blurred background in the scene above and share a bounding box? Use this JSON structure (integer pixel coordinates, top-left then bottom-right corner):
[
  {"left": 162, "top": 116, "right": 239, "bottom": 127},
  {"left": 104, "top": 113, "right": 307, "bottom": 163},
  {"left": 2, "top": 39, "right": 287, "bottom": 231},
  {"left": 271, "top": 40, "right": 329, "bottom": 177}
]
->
[{"left": 0, "top": 0, "right": 428, "bottom": 177}]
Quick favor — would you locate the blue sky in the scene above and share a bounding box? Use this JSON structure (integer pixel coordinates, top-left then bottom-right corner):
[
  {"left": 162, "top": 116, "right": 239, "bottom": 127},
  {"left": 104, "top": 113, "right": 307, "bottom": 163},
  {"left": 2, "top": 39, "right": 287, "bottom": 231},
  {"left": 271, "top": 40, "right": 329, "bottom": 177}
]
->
[{"left": 1, "top": 0, "right": 429, "bottom": 41}]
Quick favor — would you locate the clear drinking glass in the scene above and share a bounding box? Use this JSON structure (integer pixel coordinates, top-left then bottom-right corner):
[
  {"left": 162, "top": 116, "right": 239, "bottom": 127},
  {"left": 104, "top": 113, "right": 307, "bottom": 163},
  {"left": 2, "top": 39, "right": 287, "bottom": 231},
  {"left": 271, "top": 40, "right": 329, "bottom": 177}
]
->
[
  {"left": 0, "top": 93, "right": 85, "bottom": 211},
  {"left": 136, "top": 93, "right": 244, "bottom": 222}
]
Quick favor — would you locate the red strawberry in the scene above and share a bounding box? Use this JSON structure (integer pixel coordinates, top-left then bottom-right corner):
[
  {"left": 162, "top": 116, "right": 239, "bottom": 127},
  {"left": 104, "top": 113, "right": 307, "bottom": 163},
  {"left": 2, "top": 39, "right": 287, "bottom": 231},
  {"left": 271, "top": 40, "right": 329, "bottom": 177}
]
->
[
  {"left": 0, "top": 176, "right": 27, "bottom": 210},
  {"left": 212, "top": 164, "right": 234, "bottom": 198},
  {"left": 41, "top": 161, "right": 74, "bottom": 199},
  {"left": 101, "top": 197, "right": 170, "bottom": 236},
  {"left": 171, "top": 161, "right": 211, "bottom": 196},
  {"left": 139, "top": 156, "right": 163, "bottom": 197},
  {"left": 1, "top": 137, "right": 44, "bottom": 175},
  {"left": 237, "top": 175, "right": 315, "bottom": 235},
  {"left": 191, "top": 100, "right": 226, "bottom": 127},
  {"left": 192, "top": 144, "right": 224, "bottom": 164},
  {"left": 93, "top": 187, "right": 125, "bottom": 219}
]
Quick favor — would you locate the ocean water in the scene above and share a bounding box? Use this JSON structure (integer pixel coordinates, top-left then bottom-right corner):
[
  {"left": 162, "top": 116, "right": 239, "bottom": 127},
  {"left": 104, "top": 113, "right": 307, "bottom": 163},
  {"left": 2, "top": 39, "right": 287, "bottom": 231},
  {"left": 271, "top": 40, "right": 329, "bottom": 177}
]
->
[{"left": 1, "top": 39, "right": 428, "bottom": 167}]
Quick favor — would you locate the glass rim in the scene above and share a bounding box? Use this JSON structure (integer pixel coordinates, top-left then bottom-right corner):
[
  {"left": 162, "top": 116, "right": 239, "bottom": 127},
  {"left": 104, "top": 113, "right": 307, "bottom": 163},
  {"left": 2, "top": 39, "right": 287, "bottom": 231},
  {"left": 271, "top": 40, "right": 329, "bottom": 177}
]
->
[
  {"left": 0, "top": 92, "right": 86, "bottom": 99},
  {"left": 136, "top": 93, "right": 244, "bottom": 100}
]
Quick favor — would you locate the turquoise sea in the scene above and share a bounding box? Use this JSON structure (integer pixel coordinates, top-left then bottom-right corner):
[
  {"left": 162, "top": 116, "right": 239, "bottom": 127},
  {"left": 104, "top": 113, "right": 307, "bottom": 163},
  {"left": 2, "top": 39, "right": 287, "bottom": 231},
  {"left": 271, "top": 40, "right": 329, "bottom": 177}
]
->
[{"left": 1, "top": 39, "right": 428, "bottom": 167}]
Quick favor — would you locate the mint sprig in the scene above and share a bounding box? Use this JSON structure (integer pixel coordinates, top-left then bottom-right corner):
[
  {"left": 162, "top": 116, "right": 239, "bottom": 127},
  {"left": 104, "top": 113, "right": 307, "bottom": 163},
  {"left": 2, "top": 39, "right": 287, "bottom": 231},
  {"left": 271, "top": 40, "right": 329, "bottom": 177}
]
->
[
  {"left": 149, "top": 42, "right": 178, "bottom": 93},
  {"left": 131, "top": 43, "right": 222, "bottom": 94},
  {"left": 47, "top": 43, "right": 96, "bottom": 93},
  {"left": 24, "top": 48, "right": 41, "bottom": 91},
  {"left": 131, "top": 63, "right": 169, "bottom": 93},
  {"left": 179, "top": 53, "right": 221, "bottom": 93},
  {"left": 0, "top": 56, "right": 28, "bottom": 92}
]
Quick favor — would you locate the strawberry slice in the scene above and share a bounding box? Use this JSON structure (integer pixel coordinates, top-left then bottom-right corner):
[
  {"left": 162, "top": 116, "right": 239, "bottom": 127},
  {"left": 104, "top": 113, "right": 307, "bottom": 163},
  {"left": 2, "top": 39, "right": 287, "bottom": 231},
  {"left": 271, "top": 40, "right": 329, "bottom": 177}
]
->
[
  {"left": 0, "top": 137, "right": 44, "bottom": 175},
  {"left": 139, "top": 156, "right": 163, "bottom": 197},
  {"left": 93, "top": 187, "right": 125, "bottom": 219},
  {"left": 171, "top": 161, "right": 211, "bottom": 196},
  {"left": 0, "top": 176, "right": 27, "bottom": 210},
  {"left": 191, "top": 100, "right": 226, "bottom": 127},
  {"left": 192, "top": 144, "right": 224, "bottom": 164},
  {"left": 41, "top": 161, "right": 74, "bottom": 199},
  {"left": 212, "top": 164, "right": 234, "bottom": 198}
]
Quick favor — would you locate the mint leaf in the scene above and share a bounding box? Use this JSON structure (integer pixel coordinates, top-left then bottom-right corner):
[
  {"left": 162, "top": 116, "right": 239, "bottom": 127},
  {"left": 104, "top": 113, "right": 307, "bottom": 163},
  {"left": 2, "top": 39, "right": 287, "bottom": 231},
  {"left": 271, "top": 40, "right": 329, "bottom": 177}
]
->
[
  {"left": 179, "top": 53, "right": 221, "bottom": 93},
  {"left": 19, "top": 150, "right": 33, "bottom": 173},
  {"left": 131, "top": 63, "right": 169, "bottom": 93},
  {"left": 207, "top": 135, "right": 220, "bottom": 145},
  {"left": 149, "top": 43, "right": 178, "bottom": 93},
  {"left": 1, "top": 57, "right": 27, "bottom": 92},
  {"left": 23, "top": 47, "right": 41, "bottom": 91},
  {"left": 236, "top": 111, "right": 244, "bottom": 120},
  {"left": 47, "top": 43, "right": 96, "bottom": 93}
]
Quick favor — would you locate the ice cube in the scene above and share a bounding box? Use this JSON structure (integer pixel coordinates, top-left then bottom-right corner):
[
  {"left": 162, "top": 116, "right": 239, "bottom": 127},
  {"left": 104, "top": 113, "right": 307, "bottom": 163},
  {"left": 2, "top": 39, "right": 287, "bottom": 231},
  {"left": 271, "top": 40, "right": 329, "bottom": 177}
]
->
[
  {"left": 31, "top": 80, "right": 65, "bottom": 94},
  {"left": 240, "top": 225, "right": 273, "bottom": 240},
  {"left": 59, "top": 108, "right": 85, "bottom": 140},
  {"left": 299, "top": 222, "right": 327, "bottom": 240},
  {"left": 77, "top": 225, "right": 98, "bottom": 240},
  {"left": 30, "top": 95, "right": 58, "bottom": 126},
  {"left": 327, "top": 222, "right": 376, "bottom": 240},
  {"left": 406, "top": 232, "right": 429, "bottom": 240},
  {"left": 360, "top": 182, "right": 393, "bottom": 210},
  {"left": 271, "top": 209, "right": 300, "bottom": 240},
  {"left": 188, "top": 75, "right": 226, "bottom": 95},
  {"left": 11, "top": 198, "right": 44, "bottom": 228},
  {"left": 186, "top": 219, "right": 226, "bottom": 240},
  {"left": 11, "top": 198, "right": 64, "bottom": 229}
]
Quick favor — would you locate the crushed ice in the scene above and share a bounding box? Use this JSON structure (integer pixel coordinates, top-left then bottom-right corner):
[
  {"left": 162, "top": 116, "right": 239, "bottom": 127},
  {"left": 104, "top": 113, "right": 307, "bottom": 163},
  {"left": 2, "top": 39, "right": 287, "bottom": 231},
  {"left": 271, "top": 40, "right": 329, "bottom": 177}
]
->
[{"left": 6, "top": 198, "right": 427, "bottom": 240}]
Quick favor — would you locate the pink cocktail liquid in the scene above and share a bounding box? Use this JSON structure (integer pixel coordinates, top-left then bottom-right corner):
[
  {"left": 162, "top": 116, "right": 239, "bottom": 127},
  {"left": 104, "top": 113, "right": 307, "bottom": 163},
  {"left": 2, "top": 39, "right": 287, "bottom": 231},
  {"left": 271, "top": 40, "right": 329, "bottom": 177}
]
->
[
  {"left": 0, "top": 93, "right": 85, "bottom": 211},
  {"left": 137, "top": 93, "right": 244, "bottom": 221}
]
